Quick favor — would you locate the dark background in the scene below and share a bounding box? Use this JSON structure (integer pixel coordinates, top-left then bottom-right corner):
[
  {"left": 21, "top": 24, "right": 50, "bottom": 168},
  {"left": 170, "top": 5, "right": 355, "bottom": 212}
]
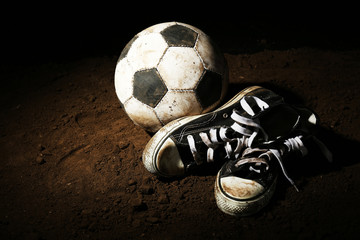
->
[{"left": 2, "top": 6, "right": 359, "bottom": 65}]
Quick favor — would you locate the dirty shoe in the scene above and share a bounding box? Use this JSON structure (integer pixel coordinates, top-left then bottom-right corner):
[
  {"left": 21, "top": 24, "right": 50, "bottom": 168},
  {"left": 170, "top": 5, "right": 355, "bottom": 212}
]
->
[
  {"left": 142, "top": 86, "right": 301, "bottom": 177},
  {"left": 214, "top": 107, "right": 331, "bottom": 217},
  {"left": 214, "top": 136, "right": 307, "bottom": 217}
]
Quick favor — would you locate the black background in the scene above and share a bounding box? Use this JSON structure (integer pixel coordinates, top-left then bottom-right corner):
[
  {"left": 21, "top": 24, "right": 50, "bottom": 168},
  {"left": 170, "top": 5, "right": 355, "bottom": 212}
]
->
[{"left": 2, "top": 5, "right": 359, "bottom": 65}]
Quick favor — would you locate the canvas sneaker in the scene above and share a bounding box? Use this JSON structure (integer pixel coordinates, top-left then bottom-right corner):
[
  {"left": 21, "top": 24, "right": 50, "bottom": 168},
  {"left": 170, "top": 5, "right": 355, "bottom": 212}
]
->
[
  {"left": 142, "top": 86, "right": 318, "bottom": 178},
  {"left": 214, "top": 115, "right": 332, "bottom": 217},
  {"left": 214, "top": 136, "right": 306, "bottom": 217}
]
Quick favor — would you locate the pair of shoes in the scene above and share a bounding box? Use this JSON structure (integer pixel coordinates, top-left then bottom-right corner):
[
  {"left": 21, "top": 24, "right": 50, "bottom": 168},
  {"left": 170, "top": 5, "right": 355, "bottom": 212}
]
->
[{"left": 142, "top": 86, "right": 331, "bottom": 216}]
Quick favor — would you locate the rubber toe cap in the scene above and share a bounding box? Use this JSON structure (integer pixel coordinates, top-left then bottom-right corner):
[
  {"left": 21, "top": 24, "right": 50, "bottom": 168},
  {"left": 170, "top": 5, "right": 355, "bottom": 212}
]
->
[
  {"left": 156, "top": 138, "right": 185, "bottom": 177},
  {"left": 220, "top": 176, "right": 264, "bottom": 200}
]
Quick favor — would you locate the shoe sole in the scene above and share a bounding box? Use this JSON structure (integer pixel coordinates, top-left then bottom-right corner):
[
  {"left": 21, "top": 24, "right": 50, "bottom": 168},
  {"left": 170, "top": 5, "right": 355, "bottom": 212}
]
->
[
  {"left": 142, "top": 86, "right": 263, "bottom": 177},
  {"left": 214, "top": 171, "right": 277, "bottom": 217}
]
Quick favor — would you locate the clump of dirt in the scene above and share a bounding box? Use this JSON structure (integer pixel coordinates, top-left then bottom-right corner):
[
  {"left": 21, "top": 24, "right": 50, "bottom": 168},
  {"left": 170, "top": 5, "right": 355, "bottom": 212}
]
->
[{"left": 1, "top": 48, "right": 360, "bottom": 239}]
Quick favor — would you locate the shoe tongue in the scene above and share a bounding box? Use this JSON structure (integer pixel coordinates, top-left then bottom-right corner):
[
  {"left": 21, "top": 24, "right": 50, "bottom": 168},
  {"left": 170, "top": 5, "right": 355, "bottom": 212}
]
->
[
  {"left": 221, "top": 157, "right": 267, "bottom": 180},
  {"left": 224, "top": 128, "right": 242, "bottom": 139},
  {"left": 257, "top": 104, "right": 300, "bottom": 141}
]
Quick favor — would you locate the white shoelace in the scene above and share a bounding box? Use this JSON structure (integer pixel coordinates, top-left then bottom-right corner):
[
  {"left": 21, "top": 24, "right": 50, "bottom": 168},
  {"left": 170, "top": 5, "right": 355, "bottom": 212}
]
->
[
  {"left": 232, "top": 136, "right": 306, "bottom": 192},
  {"left": 270, "top": 136, "right": 307, "bottom": 192},
  {"left": 186, "top": 94, "right": 332, "bottom": 191},
  {"left": 236, "top": 135, "right": 332, "bottom": 192},
  {"left": 187, "top": 96, "right": 270, "bottom": 165}
]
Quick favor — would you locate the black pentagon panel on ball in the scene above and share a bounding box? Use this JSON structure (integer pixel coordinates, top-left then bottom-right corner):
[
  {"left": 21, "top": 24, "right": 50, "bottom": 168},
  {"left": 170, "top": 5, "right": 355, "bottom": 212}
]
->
[
  {"left": 118, "top": 35, "right": 138, "bottom": 61},
  {"left": 160, "top": 24, "right": 198, "bottom": 47},
  {"left": 133, "top": 68, "right": 168, "bottom": 108},
  {"left": 195, "top": 70, "right": 223, "bottom": 109}
]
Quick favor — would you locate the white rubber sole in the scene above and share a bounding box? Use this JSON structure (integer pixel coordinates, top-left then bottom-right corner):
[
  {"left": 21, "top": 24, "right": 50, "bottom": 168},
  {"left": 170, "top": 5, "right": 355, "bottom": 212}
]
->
[
  {"left": 142, "top": 86, "right": 263, "bottom": 177},
  {"left": 214, "top": 171, "right": 277, "bottom": 217}
]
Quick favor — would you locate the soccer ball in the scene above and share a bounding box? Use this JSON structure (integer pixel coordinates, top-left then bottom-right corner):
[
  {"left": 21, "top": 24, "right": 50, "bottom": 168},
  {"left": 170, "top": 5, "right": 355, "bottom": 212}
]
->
[{"left": 114, "top": 22, "right": 228, "bottom": 132}]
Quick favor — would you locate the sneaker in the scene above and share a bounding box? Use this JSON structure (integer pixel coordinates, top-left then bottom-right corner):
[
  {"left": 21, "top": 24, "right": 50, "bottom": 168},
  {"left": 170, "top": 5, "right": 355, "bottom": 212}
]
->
[
  {"left": 142, "top": 86, "right": 314, "bottom": 177},
  {"left": 214, "top": 136, "right": 307, "bottom": 217},
  {"left": 214, "top": 121, "right": 332, "bottom": 217}
]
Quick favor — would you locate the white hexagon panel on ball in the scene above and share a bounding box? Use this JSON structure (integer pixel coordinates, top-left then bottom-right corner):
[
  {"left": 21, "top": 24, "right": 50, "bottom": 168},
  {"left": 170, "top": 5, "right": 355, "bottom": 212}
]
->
[{"left": 158, "top": 47, "right": 203, "bottom": 90}]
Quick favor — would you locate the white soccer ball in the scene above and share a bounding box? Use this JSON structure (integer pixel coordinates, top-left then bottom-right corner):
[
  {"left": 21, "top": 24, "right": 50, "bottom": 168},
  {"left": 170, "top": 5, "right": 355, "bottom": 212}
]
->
[{"left": 114, "top": 22, "right": 228, "bottom": 132}]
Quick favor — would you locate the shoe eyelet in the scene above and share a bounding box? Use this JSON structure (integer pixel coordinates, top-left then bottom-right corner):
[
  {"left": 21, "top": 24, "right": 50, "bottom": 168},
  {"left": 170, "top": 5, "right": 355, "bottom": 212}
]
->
[{"left": 223, "top": 113, "right": 228, "bottom": 119}]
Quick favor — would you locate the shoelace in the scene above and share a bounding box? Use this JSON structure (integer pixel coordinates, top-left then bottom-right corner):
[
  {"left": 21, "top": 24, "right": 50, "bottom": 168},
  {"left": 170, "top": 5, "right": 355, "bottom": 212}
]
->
[
  {"left": 235, "top": 135, "right": 332, "bottom": 192},
  {"left": 231, "top": 136, "right": 306, "bottom": 192},
  {"left": 270, "top": 136, "right": 306, "bottom": 192},
  {"left": 187, "top": 96, "right": 270, "bottom": 165}
]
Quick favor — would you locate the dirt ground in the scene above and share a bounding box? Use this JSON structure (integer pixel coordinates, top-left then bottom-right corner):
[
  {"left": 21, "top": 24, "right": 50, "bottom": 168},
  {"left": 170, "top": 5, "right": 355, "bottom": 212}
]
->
[{"left": 1, "top": 14, "right": 360, "bottom": 240}]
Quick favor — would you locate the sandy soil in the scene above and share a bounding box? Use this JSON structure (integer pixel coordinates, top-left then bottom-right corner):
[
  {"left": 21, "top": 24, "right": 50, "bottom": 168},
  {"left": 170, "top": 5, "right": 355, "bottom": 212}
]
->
[{"left": 1, "top": 47, "right": 360, "bottom": 239}]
